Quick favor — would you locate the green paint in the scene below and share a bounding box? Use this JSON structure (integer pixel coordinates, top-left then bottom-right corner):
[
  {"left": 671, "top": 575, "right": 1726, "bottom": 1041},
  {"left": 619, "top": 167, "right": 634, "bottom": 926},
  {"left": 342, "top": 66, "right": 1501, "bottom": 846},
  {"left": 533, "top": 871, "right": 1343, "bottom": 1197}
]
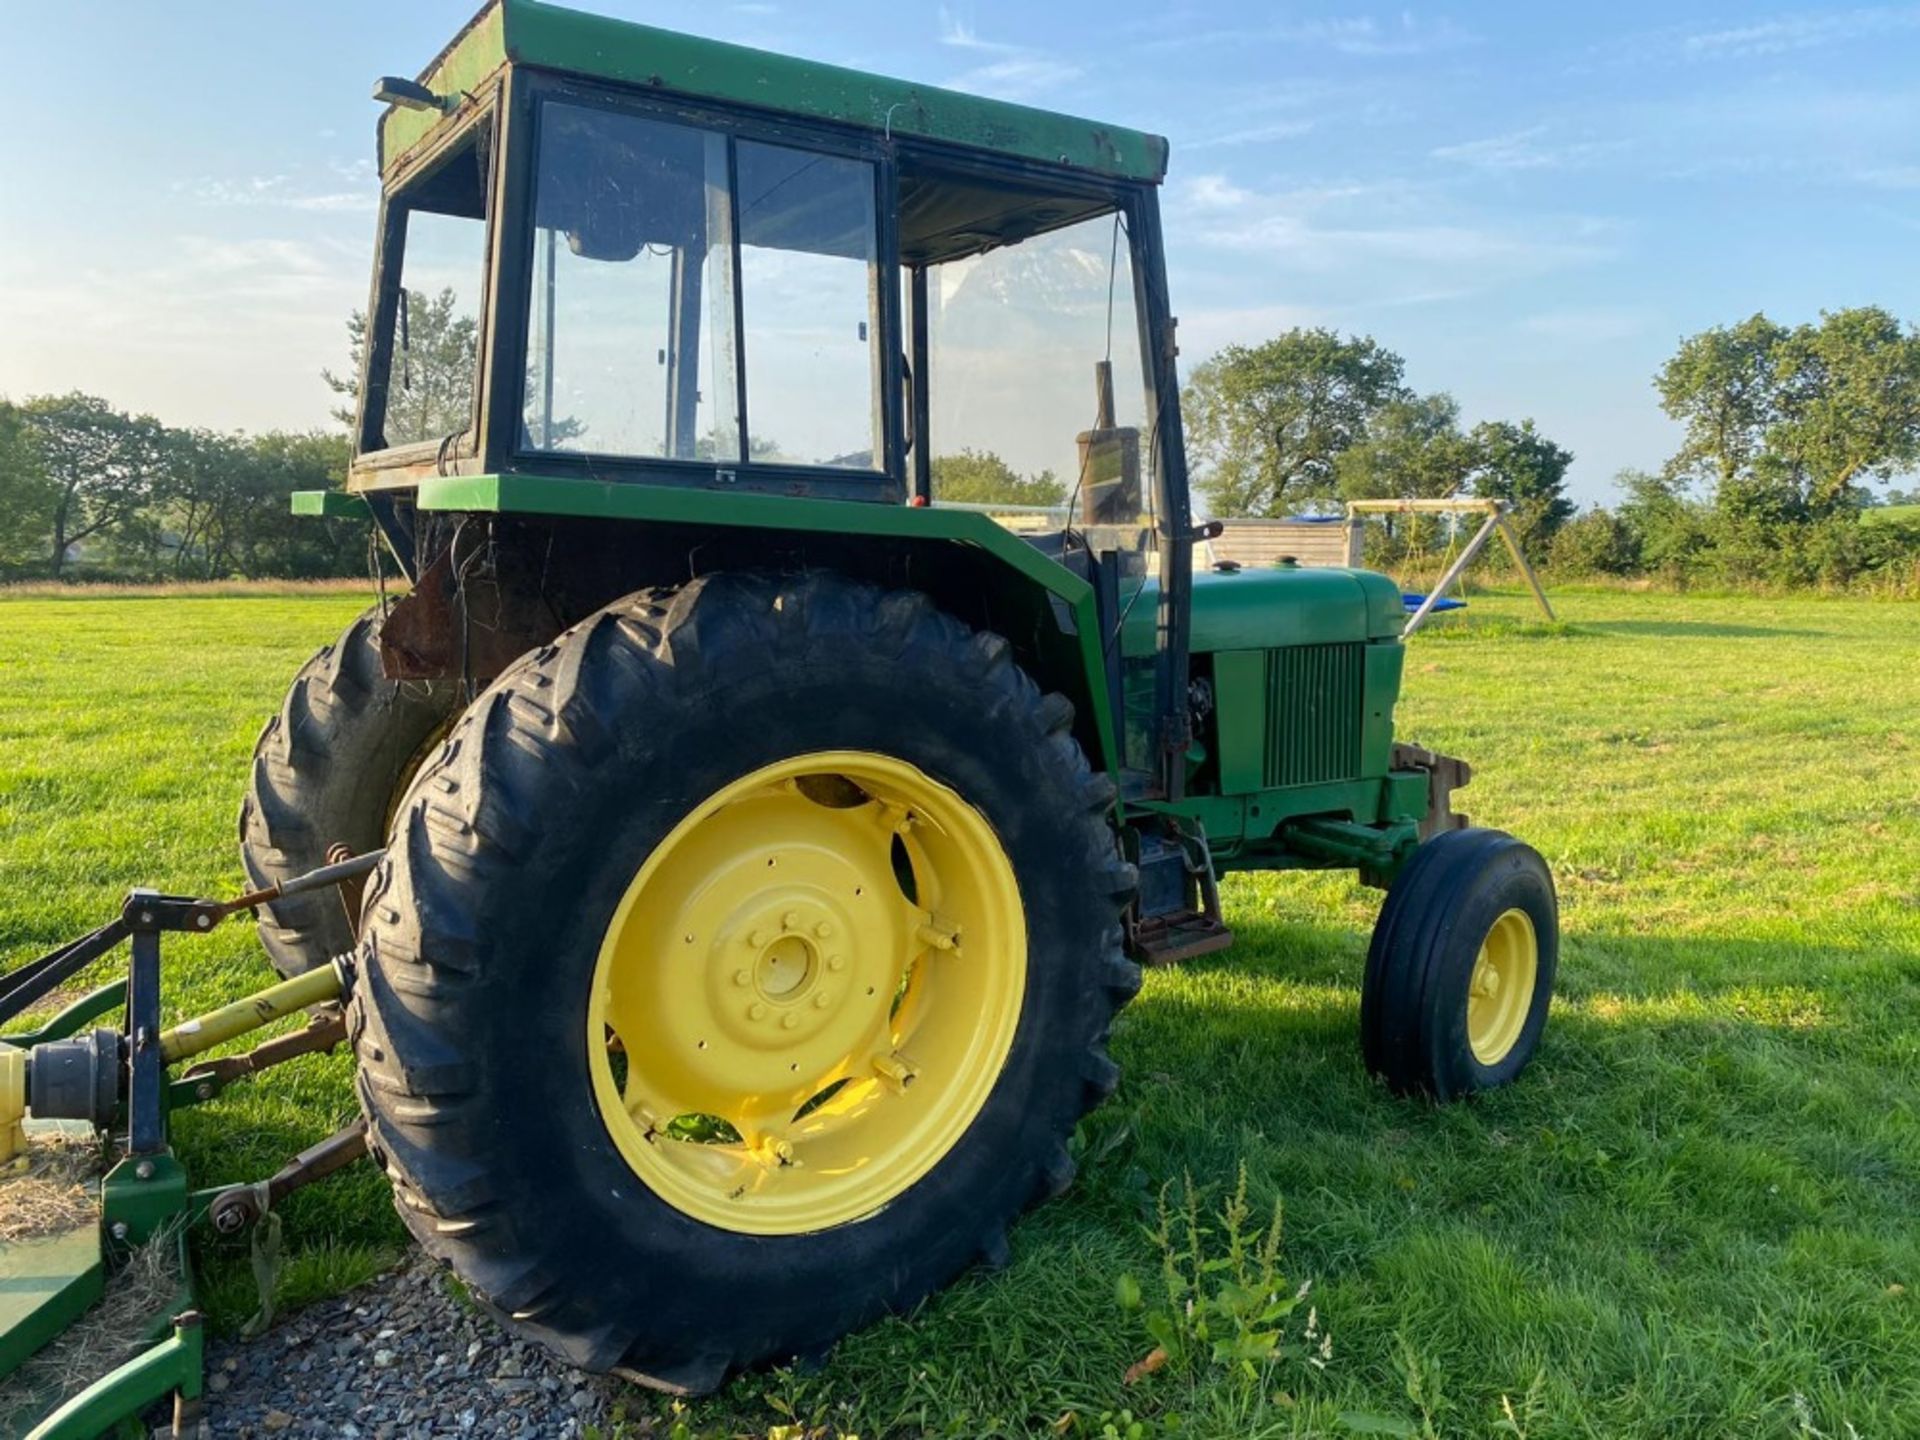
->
[
  {"left": 0, "top": 1202, "right": 101, "bottom": 1386},
  {"left": 21, "top": 1312, "right": 202, "bottom": 1440},
  {"left": 414, "top": 473, "right": 1121, "bottom": 768},
  {"left": 289, "top": 490, "right": 373, "bottom": 521},
  {"left": 1210, "top": 651, "right": 1268, "bottom": 796},
  {"left": 380, "top": 2, "right": 508, "bottom": 176},
  {"left": 100, "top": 1152, "right": 190, "bottom": 1247},
  {"left": 1124, "top": 565, "right": 1404, "bottom": 657},
  {"left": 0, "top": 981, "right": 123, "bottom": 1049},
  {"left": 381, "top": 0, "right": 1168, "bottom": 183},
  {"left": 1281, "top": 814, "right": 1421, "bottom": 869}
]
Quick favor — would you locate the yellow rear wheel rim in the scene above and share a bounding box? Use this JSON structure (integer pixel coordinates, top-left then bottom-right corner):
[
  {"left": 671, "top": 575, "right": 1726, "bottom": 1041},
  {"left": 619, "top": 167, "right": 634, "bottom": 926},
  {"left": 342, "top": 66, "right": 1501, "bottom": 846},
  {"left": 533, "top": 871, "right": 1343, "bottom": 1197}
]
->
[
  {"left": 587, "top": 751, "right": 1027, "bottom": 1235},
  {"left": 1466, "top": 907, "right": 1539, "bottom": 1066}
]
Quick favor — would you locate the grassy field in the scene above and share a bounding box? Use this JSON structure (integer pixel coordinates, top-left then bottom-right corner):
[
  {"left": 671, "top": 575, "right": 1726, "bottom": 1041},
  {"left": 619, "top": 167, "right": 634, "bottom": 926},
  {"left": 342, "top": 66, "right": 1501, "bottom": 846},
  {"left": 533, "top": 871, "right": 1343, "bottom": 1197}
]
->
[
  {"left": 1864, "top": 502, "right": 1920, "bottom": 526},
  {"left": 2, "top": 586, "right": 1917, "bottom": 1439}
]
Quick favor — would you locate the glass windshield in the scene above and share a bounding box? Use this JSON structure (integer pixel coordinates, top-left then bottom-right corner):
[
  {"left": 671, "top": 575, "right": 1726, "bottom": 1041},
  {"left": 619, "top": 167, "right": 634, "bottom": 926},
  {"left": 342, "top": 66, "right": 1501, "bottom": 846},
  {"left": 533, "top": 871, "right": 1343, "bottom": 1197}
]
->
[
  {"left": 736, "top": 142, "right": 881, "bottom": 468},
  {"left": 375, "top": 124, "right": 490, "bottom": 451},
  {"left": 523, "top": 104, "right": 739, "bottom": 460},
  {"left": 922, "top": 212, "right": 1148, "bottom": 530},
  {"left": 521, "top": 102, "right": 880, "bottom": 470}
]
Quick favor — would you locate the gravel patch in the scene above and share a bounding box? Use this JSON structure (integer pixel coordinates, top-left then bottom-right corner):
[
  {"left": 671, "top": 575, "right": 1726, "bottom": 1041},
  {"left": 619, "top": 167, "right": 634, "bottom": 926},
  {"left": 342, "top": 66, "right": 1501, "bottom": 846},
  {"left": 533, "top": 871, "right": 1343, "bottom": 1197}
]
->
[{"left": 200, "top": 1254, "right": 631, "bottom": 1439}]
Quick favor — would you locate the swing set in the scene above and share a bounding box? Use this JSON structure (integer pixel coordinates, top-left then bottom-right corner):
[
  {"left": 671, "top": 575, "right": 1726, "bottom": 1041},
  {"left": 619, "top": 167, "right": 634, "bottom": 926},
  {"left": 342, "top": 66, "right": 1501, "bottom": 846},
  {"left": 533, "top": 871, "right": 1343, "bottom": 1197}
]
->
[{"left": 1345, "top": 497, "right": 1555, "bottom": 637}]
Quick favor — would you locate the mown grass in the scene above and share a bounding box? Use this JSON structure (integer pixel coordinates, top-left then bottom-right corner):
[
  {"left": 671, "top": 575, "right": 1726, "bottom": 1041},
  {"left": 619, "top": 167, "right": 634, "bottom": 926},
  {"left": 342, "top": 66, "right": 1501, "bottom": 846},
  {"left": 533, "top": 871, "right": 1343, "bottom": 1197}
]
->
[
  {"left": 2, "top": 586, "right": 1916, "bottom": 1439},
  {"left": 1863, "top": 503, "right": 1920, "bottom": 526}
]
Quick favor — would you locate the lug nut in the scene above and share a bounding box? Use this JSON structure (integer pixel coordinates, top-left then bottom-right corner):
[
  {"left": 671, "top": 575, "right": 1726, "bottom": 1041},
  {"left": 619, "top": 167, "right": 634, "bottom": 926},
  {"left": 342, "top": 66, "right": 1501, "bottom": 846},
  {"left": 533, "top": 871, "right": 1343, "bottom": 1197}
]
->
[
  {"left": 782, "top": 911, "right": 799, "bottom": 931},
  {"left": 749, "top": 1003, "right": 767, "bottom": 1021},
  {"left": 733, "top": 970, "right": 751, "bottom": 986},
  {"left": 780, "top": 1013, "right": 800, "bottom": 1030},
  {"left": 749, "top": 930, "right": 769, "bottom": 947},
  {"left": 812, "top": 993, "right": 831, "bottom": 1009},
  {"left": 827, "top": 954, "right": 846, "bottom": 972},
  {"left": 815, "top": 921, "right": 834, "bottom": 939}
]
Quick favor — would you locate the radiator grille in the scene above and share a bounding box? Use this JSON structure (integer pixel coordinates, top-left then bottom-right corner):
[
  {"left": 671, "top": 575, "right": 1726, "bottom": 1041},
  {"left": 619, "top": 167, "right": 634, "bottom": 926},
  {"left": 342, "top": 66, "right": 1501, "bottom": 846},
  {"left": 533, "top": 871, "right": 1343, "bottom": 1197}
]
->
[{"left": 1263, "top": 642, "right": 1365, "bottom": 788}]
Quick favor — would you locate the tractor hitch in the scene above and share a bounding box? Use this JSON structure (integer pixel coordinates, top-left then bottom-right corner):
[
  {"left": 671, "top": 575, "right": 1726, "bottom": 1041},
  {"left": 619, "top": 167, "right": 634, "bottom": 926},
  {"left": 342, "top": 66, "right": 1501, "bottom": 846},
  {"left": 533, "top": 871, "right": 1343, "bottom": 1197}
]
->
[{"left": 0, "top": 850, "right": 383, "bottom": 1440}]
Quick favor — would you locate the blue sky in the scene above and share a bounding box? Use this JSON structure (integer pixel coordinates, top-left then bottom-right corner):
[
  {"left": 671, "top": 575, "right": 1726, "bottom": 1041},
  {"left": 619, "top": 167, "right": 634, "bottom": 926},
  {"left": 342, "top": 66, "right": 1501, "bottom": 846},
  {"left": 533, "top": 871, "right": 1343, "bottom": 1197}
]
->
[{"left": 3, "top": 2, "right": 1917, "bottom": 505}]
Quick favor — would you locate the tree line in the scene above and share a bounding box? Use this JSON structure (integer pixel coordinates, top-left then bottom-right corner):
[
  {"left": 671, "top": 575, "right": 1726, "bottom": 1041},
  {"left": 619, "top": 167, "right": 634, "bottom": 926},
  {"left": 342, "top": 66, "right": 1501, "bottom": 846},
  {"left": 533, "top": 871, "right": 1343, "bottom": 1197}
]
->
[
  {"left": 3, "top": 297, "right": 1915, "bottom": 588},
  {"left": 0, "top": 394, "right": 360, "bottom": 581},
  {"left": 1187, "top": 307, "right": 1920, "bottom": 588}
]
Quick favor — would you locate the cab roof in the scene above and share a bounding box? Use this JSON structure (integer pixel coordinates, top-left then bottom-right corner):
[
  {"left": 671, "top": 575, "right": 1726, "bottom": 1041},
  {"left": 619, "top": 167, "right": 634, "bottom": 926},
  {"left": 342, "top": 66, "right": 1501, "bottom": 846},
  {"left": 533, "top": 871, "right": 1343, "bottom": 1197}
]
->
[{"left": 379, "top": 0, "right": 1170, "bottom": 186}]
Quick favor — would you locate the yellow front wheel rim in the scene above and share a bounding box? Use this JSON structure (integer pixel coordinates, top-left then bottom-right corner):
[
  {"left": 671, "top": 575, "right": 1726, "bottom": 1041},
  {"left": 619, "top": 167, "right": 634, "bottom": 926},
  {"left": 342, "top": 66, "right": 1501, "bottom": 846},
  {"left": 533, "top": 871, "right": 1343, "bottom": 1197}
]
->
[
  {"left": 587, "top": 751, "right": 1027, "bottom": 1235},
  {"left": 1466, "top": 907, "right": 1539, "bottom": 1066}
]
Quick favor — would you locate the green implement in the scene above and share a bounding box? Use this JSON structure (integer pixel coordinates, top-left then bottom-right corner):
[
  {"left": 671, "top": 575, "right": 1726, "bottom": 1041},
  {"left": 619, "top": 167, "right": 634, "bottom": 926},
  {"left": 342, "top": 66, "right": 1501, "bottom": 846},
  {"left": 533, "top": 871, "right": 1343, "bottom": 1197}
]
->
[{"left": 0, "top": 858, "right": 378, "bottom": 1438}]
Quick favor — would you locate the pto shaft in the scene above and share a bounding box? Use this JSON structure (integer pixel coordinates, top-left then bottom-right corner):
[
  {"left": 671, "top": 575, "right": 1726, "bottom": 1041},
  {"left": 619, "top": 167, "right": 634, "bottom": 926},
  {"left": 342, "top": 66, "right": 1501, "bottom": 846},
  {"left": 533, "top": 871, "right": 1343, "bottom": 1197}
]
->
[{"left": 158, "top": 962, "right": 344, "bottom": 1065}]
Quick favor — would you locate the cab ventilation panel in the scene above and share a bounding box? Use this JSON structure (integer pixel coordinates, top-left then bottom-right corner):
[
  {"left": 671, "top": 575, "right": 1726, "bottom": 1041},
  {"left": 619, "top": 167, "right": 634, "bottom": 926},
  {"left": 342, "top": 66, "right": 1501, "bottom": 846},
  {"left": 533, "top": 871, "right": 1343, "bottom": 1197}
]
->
[{"left": 1263, "top": 642, "right": 1364, "bottom": 788}]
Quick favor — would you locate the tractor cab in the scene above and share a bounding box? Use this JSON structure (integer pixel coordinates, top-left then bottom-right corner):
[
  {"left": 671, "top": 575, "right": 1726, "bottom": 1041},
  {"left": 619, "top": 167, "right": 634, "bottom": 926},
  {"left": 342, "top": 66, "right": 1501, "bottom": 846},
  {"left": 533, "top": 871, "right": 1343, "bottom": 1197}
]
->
[{"left": 354, "top": 0, "right": 1177, "bottom": 532}]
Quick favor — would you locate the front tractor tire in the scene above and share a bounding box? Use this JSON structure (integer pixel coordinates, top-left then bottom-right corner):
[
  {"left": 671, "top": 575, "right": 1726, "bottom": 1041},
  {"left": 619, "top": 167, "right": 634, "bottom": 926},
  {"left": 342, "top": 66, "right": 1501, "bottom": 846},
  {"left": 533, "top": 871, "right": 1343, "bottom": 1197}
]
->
[
  {"left": 350, "top": 572, "right": 1139, "bottom": 1391},
  {"left": 240, "top": 607, "right": 458, "bottom": 978},
  {"left": 1361, "top": 827, "right": 1558, "bottom": 1101}
]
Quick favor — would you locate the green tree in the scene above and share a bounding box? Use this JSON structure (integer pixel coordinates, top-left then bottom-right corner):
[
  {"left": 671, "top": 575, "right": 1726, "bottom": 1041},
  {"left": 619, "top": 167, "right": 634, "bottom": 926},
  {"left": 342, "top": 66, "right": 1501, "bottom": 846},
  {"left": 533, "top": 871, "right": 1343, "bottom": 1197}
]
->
[
  {"left": 1331, "top": 393, "right": 1471, "bottom": 564},
  {"left": 1548, "top": 507, "right": 1637, "bottom": 576},
  {"left": 0, "top": 400, "right": 58, "bottom": 571},
  {"left": 1467, "top": 418, "right": 1576, "bottom": 552},
  {"left": 1185, "top": 329, "right": 1409, "bottom": 516},
  {"left": 1657, "top": 308, "right": 1920, "bottom": 522},
  {"left": 930, "top": 449, "right": 1066, "bottom": 506},
  {"left": 1615, "top": 468, "right": 1708, "bottom": 579},
  {"left": 324, "top": 288, "right": 479, "bottom": 447},
  {"left": 1655, "top": 313, "right": 1788, "bottom": 497},
  {"left": 1768, "top": 307, "right": 1920, "bottom": 514},
  {"left": 139, "top": 429, "right": 360, "bottom": 580},
  {"left": 1334, "top": 393, "right": 1473, "bottom": 502},
  {"left": 19, "top": 393, "right": 172, "bottom": 578}
]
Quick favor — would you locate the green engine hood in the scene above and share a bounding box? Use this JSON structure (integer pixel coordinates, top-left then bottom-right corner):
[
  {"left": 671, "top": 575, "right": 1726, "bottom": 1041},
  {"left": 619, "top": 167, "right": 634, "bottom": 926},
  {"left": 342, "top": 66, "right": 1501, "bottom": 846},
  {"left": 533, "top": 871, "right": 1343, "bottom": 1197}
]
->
[{"left": 1123, "top": 564, "right": 1403, "bottom": 656}]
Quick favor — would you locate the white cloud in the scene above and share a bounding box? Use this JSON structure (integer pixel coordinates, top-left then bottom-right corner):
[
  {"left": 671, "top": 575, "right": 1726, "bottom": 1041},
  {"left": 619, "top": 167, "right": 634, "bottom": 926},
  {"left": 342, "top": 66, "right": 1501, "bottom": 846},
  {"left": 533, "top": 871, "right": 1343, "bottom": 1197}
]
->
[
  {"left": 1590, "top": 7, "right": 1920, "bottom": 68},
  {"left": 1186, "top": 174, "right": 1255, "bottom": 210},
  {"left": 1185, "top": 119, "right": 1316, "bottom": 152},
  {"left": 0, "top": 231, "right": 366, "bottom": 430},
  {"left": 1175, "top": 301, "right": 1329, "bottom": 361},
  {"left": 1143, "top": 12, "right": 1473, "bottom": 57},
  {"left": 1168, "top": 176, "right": 1619, "bottom": 288},
  {"left": 1682, "top": 6, "right": 1920, "bottom": 59},
  {"left": 1268, "top": 15, "right": 1474, "bottom": 57},
  {"left": 1431, "top": 127, "right": 1626, "bottom": 173},
  {"left": 1854, "top": 165, "right": 1920, "bottom": 189},
  {"left": 945, "top": 56, "right": 1083, "bottom": 101},
  {"left": 937, "top": 6, "right": 1018, "bottom": 53},
  {"left": 185, "top": 173, "right": 376, "bottom": 215},
  {"left": 933, "top": 6, "right": 1081, "bottom": 99}
]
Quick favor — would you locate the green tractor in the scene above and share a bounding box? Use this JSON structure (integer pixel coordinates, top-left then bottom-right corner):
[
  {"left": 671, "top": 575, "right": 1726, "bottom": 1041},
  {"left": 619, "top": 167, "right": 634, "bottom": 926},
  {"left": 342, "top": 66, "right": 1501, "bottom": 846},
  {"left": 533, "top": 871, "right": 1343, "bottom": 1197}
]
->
[{"left": 1, "top": 0, "right": 1557, "bottom": 1426}]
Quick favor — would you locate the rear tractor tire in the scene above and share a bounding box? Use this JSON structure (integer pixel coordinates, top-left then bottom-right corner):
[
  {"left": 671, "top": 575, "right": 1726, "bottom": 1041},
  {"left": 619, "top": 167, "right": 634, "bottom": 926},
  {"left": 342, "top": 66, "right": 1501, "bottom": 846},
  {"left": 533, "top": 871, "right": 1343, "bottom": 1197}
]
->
[
  {"left": 240, "top": 607, "right": 459, "bottom": 978},
  {"left": 1361, "top": 827, "right": 1558, "bottom": 1101},
  {"left": 351, "top": 571, "right": 1139, "bottom": 1391}
]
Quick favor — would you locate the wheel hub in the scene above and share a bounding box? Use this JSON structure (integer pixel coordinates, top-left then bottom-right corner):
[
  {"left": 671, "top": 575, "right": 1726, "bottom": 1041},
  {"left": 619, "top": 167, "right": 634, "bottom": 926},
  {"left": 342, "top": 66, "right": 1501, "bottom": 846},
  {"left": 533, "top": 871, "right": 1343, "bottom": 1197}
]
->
[
  {"left": 1466, "top": 907, "right": 1538, "bottom": 1066},
  {"left": 588, "top": 751, "right": 1027, "bottom": 1235}
]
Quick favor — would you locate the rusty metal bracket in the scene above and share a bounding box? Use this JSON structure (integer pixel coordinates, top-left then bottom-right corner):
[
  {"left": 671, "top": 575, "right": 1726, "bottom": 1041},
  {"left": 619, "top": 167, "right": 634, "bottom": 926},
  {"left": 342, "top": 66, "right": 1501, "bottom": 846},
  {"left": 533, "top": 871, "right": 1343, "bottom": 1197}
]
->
[
  {"left": 1392, "top": 741, "right": 1473, "bottom": 841},
  {"left": 207, "top": 1118, "right": 369, "bottom": 1235},
  {"left": 178, "top": 1009, "right": 348, "bottom": 1104}
]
